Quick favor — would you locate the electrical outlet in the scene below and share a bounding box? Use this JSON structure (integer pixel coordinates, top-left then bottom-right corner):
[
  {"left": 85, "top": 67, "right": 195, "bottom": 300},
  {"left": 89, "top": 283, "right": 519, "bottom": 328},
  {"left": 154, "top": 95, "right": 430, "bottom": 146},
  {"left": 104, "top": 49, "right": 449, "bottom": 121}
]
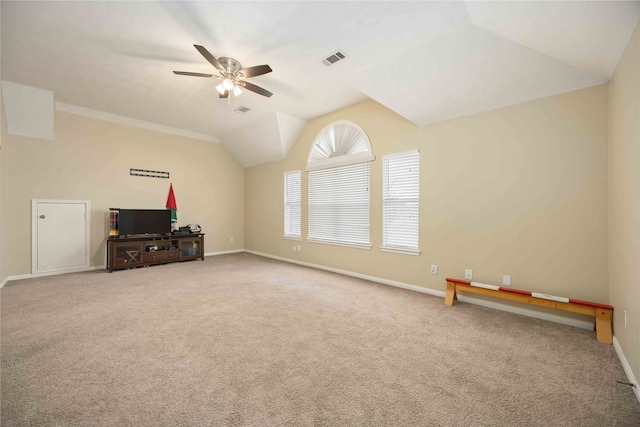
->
[
  {"left": 430, "top": 265, "right": 438, "bottom": 275},
  {"left": 624, "top": 310, "right": 628, "bottom": 329},
  {"left": 293, "top": 245, "right": 297, "bottom": 252},
  {"left": 297, "top": 244, "right": 301, "bottom": 251},
  {"left": 465, "top": 269, "right": 472, "bottom": 280},
  {"left": 230, "top": 237, "right": 234, "bottom": 243},
  {"left": 503, "top": 275, "right": 511, "bottom": 286}
]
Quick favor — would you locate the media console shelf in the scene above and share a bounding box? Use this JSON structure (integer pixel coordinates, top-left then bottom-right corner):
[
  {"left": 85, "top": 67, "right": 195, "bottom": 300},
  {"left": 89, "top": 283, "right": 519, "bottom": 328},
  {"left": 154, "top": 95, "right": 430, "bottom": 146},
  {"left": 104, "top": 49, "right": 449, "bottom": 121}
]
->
[{"left": 107, "top": 233, "right": 204, "bottom": 272}]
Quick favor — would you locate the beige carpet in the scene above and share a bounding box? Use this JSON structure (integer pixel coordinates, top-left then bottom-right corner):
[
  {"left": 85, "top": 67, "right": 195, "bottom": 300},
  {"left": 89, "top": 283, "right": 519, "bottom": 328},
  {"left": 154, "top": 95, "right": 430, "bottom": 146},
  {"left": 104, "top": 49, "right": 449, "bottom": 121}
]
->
[{"left": 1, "top": 253, "right": 639, "bottom": 426}]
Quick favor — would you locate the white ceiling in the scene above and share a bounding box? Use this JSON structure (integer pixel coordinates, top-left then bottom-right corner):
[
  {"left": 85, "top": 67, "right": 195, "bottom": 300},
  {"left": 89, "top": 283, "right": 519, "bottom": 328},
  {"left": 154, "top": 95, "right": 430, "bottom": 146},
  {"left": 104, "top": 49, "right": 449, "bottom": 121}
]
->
[{"left": 2, "top": 1, "right": 638, "bottom": 167}]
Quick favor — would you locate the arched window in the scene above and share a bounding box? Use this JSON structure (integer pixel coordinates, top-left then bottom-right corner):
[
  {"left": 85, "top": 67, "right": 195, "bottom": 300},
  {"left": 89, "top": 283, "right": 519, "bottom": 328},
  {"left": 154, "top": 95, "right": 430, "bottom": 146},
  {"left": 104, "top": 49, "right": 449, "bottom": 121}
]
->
[
  {"left": 306, "top": 121, "right": 374, "bottom": 248},
  {"left": 307, "top": 120, "right": 374, "bottom": 171}
]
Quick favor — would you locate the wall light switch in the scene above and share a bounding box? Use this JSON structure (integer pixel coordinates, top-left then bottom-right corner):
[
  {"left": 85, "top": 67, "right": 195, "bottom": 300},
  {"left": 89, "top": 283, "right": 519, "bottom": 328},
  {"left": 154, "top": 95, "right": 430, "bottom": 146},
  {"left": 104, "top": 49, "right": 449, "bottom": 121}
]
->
[
  {"left": 297, "top": 245, "right": 301, "bottom": 251},
  {"left": 465, "top": 269, "right": 472, "bottom": 280},
  {"left": 293, "top": 246, "right": 297, "bottom": 252},
  {"left": 430, "top": 265, "right": 438, "bottom": 275},
  {"left": 502, "top": 275, "right": 511, "bottom": 287},
  {"left": 230, "top": 237, "right": 234, "bottom": 243}
]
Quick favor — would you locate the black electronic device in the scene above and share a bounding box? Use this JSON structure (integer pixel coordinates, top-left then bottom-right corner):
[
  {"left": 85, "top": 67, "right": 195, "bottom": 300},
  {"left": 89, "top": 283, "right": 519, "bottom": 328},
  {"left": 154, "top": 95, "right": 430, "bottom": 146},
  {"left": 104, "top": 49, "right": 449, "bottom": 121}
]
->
[
  {"left": 173, "top": 226, "right": 190, "bottom": 235},
  {"left": 118, "top": 209, "right": 171, "bottom": 236}
]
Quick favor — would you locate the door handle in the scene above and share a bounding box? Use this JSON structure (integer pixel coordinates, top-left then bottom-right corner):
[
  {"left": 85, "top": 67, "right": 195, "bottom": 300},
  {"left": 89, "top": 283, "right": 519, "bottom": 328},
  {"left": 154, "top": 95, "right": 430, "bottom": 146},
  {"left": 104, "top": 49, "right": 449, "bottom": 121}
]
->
[{"left": 39, "top": 215, "right": 46, "bottom": 219}]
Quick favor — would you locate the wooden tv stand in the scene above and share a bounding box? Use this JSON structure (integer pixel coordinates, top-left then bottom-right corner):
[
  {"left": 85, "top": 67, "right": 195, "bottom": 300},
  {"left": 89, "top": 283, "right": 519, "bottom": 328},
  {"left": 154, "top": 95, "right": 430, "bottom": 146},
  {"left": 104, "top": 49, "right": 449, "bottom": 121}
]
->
[{"left": 107, "top": 233, "right": 204, "bottom": 272}]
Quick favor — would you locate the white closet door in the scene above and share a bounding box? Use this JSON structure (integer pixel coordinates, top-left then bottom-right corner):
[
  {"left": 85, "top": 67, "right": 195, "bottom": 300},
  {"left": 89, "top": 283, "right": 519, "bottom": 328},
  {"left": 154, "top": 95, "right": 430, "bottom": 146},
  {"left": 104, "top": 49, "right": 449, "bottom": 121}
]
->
[{"left": 32, "top": 200, "right": 90, "bottom": 273}]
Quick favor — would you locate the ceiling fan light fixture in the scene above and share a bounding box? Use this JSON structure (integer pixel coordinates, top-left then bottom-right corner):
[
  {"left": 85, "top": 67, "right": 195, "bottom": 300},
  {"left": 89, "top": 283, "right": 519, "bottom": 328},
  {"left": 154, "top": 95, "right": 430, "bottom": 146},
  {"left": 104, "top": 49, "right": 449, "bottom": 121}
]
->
[
  {"left": 215, "top": 83, "right": 226, "bottom": 95},
  {"left": 232, "top": 86, "right": 243, "bottom": 96},
  {"left": 222, "top": 79, "right": 235, "bottom": 90}
]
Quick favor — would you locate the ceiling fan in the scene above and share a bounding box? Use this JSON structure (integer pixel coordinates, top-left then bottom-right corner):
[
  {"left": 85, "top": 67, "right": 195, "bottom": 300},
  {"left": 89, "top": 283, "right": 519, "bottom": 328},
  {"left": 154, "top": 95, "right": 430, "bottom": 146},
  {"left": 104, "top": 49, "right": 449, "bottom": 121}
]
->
[{"left": 173, "top": 45, "right": 273, "bottom": 100}]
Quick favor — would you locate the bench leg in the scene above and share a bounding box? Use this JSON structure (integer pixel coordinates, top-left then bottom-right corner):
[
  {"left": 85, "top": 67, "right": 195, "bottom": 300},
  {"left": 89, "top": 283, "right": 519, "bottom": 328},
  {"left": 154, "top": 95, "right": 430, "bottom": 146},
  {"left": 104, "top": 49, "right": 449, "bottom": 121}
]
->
[
  {"left": 444, "top": 282, "right": 457, "bottom": 306},
  {"left": 595, "top": 309, "right": 613, "bottom": 344}
]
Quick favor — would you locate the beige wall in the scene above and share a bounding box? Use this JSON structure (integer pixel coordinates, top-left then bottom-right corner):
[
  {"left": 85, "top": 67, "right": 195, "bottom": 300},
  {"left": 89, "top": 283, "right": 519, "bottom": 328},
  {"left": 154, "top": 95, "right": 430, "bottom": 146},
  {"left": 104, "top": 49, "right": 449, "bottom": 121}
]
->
[
  {"left": 0, "top": 145, "right": 5, "bottom": 284},
  {"left": 5, "top": 110, "right": 245, "bottom": 276},
  {"left": 245, "top": 86, "right": 609, "bottom": 310},
  {"left": 609, "top": 20, "right": 640, "bottom": 384},
  {"left": 0, "top": 86, "right": 6, "bottom": 284}
]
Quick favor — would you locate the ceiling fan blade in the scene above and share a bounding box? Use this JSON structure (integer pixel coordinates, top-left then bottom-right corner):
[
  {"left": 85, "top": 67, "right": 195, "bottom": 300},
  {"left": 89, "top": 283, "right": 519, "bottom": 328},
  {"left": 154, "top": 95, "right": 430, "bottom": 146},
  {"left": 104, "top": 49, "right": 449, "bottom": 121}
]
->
[
  {"left": 239, "top": 64, "right": 272, "bottom": 78},
  {"left": 219, "top": 90, "right": 229, "bottom": 98},
  {"left": 194, "top": 44, "right": 224, "bottom": 73},
  {"left": 173, "top": 71, "right": 213, "bottom": 78},
  {"left": 240, "top": 81, "right": 273, "bottom": 98}
]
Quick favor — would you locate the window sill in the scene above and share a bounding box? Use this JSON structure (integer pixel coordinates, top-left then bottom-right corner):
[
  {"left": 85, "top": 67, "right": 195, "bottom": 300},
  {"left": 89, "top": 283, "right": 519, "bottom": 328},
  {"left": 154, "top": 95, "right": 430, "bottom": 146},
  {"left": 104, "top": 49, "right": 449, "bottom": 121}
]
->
[
  {"left": 306, "top": 153, "right": 375, "bottom": 171},
  {"left": 307, "top": 238, "right": 371, "bottom": 250},
  {"left": 380, "top": 246, "right": 421, "bottom": 256},
  {"left": 283, "top": 235, "right": 302, "bottom": 241}
]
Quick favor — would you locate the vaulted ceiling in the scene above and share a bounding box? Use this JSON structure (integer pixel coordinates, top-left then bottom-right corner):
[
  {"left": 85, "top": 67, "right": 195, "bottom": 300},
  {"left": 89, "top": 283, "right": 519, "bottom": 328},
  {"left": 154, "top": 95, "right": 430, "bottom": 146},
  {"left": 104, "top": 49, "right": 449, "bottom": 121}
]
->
[{"left": 2, "top": 1, "right": 638, "bottom": 167}]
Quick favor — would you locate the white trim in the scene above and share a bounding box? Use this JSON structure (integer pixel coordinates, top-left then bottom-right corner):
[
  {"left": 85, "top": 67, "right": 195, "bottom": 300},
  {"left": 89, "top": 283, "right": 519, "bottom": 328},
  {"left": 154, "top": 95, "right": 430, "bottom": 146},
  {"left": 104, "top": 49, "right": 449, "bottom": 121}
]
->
[
  {"left": 531, "top": 292, "right": 569, "bottom": 303},
  {"left": 7, "top": 265, "right": 105, "bottom": 282},
  {"left": 283, "top": 236, "right": 302, "bottom": 241},
  {"left": 307, "top": 238, "right": 372, "bottom": 250},
  {"left": 306, "top": 153, "right": 375, "bottom": 171},
  {"left": 382, "top": 148, "right": 419, "bottom": 160},
  {"left": 5, "top": 250, "right": 245, "bottom": 283},
  {"left": 0, "top": 277, "right": 8, "bottom": 289},
  {"left": 32, "top": 199, "right": 91, "bottom": 275},
  {"left": 55, "top": 102, "right": 220, "bottom": 143},
  {"left": 204, "top": 249, "right": 244, "bottom": 257},
  {"left": 380, "top": 246, "right": 421, "bottom": 256},
  {"left": 243, "top": 250, "right": 593, "bottom": 331},
  {"left": 471, "top": 281, "right": 501, "bottom": 291},
  {"left": 613, "top": 336, "right": 640, "bottom": 404},
  {"left": 244, "top": 249, "right": 442, "bottom": 298}
]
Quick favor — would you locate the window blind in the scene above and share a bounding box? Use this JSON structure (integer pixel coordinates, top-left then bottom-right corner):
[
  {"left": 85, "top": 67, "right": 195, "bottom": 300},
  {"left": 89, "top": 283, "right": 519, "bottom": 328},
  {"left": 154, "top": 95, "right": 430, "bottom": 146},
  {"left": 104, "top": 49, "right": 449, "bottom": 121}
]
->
[
  {"left": 308, "top": 163, "right": 370, "bottom": 248},
  {"left": 382, "top": 150, "right": 419, "bottom": 254},
  {"left": 284, "top": 170, "right": 301, "bottom": 238}
]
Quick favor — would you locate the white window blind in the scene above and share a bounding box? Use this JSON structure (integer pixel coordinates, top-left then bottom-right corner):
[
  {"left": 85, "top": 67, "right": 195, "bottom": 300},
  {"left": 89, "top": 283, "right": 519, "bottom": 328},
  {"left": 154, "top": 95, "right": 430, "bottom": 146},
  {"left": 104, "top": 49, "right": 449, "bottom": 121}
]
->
[
  {"left": 382, "top": 150, "right": 420, "bottom": 255},
  {"left": 308, "top": 163, "right": 370, "bottom": 248},
  {"left": 284, "top": 170, "right": 301, "bottom": 238}
]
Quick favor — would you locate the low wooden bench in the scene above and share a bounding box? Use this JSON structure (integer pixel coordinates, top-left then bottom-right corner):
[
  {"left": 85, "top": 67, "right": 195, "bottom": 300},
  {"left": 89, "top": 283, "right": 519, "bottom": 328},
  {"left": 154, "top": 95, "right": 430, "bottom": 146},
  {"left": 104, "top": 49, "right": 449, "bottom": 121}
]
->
[{"left": 445, "top": 278, "right": 614, "bottom": 344}]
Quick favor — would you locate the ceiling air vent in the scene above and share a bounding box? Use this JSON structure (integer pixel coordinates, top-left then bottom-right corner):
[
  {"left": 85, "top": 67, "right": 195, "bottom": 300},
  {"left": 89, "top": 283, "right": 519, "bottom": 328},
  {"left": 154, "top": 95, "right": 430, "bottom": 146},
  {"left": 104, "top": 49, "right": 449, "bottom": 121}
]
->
[
  {"left": 234, "top": 106, "right": 251, "bottom": 114},
  {"left": 321, "top": 50, "right": 347, "bottom": 67}
]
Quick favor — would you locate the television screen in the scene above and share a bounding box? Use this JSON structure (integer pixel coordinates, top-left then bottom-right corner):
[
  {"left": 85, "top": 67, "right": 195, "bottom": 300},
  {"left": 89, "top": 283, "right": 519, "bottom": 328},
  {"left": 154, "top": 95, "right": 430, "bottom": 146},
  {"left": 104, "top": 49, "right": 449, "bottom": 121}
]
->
[{"left": 118, "top": 209, "right": 171, "bottom": 236}]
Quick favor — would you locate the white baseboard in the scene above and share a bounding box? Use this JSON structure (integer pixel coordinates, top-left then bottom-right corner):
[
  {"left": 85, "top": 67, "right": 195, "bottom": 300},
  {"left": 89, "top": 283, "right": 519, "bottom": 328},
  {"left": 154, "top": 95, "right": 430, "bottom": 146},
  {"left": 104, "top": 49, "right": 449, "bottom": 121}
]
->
[
  {"left": 6, "top": 265, "right": 106, "bottom": 284},
  {"left": 244, "top": 250, "right": 446, "bottom": 298},
  {"left": 613, "top": 336, "right": 640, "bottom": 404},
  {"left": 3, "top": 250, "right": 245, "bottom": 286},
  {"left": 205, "top": 249, "right": 244, "bottom": 257},
  {"left": 244, "top": 250, "right": 593, "bottom": 331},
  {"left": 0, "top": 277, "right": 8, "bottom": 289}
]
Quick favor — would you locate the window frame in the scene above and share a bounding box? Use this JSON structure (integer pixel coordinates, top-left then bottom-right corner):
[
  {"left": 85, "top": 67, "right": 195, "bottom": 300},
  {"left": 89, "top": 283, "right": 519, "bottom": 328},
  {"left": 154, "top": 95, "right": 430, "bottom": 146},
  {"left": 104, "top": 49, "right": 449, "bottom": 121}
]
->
[
  {"left": 380, "top": 149, "right": 420, "bottom": 256},
  {"left": 307, "top": 162, "right": 371, "bottom": 249},
  {"left": 306, "top": 121, "right": 374, "bottom": 249},
  {"left": 283, "top": 170, "right": 302, "bottom": 240}
]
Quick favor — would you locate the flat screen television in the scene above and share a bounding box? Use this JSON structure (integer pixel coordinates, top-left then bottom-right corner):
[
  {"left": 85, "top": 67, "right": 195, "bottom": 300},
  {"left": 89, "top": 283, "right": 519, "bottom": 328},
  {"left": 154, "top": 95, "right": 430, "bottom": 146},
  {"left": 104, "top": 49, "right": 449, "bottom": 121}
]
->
[{"left": 118, "top": 209, "right": 171, "bottom": 236}]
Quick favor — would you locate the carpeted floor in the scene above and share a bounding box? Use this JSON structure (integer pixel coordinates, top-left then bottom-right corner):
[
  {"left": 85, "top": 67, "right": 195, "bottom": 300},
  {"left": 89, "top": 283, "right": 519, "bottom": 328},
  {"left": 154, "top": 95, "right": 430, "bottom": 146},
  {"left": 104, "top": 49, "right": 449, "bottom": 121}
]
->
[{"left": 1, "top": 253, "right": 639, "bottom": 426}]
